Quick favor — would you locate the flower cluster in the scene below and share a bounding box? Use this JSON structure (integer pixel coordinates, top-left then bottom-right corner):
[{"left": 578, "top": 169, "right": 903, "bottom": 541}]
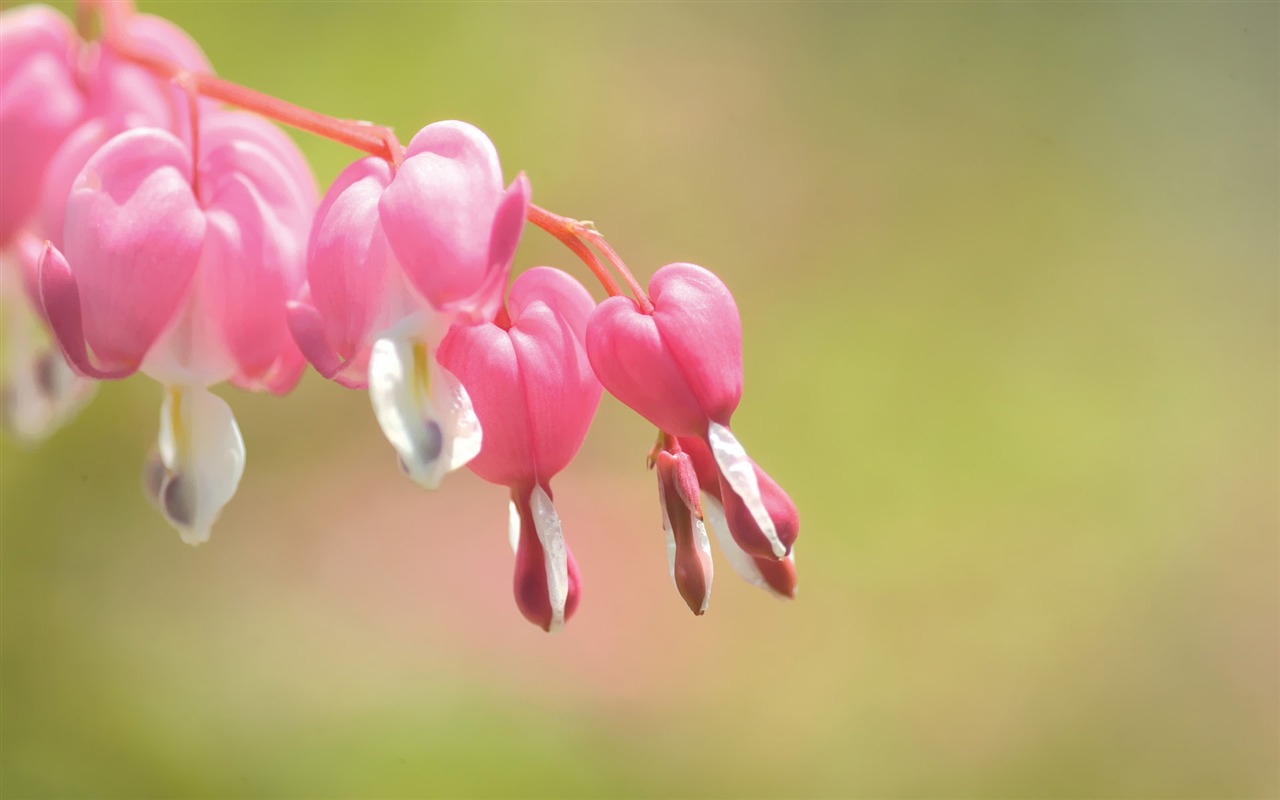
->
[{"left": 0, "top": 0, "right": 800, "bottom": 631}]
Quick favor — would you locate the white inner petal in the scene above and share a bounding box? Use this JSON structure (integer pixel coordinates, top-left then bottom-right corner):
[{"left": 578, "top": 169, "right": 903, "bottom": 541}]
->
[
  {"left": 507, "top": 500, "right": 520, "bottom": 555},
  {"left": 703, "top": 492, "right": 790, "bottom": 601},
  {"left": 529, "top": 486, "right": 569, "bottom": 634},
  {"left": 141, "top": 266, "right": 236, "bottom": 389},
  {"left": 692, "top": 516, "right": 714, "bottom": 614},
  {"left": 707, "top": 422, "right": 783, "bottom": 558},
  {"left": 157, "top": 386, "right": 245, "bottom": 545},
  {"left": 368, "top": 318, "right": 482, "bottom": 491}
]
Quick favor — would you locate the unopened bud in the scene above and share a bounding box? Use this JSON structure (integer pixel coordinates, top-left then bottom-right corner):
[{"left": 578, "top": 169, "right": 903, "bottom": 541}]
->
[{"left": 656, "top": 449, "right": 714, "bottom": 615}]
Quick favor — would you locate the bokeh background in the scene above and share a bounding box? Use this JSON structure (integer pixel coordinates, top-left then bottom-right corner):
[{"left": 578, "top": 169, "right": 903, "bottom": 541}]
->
[{"left": 2, "top": 1, "right": 1277, "bottom": 798}]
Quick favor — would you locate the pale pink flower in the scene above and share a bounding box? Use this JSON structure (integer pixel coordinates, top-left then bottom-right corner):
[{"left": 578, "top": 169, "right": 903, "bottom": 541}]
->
[
  {"left": 0, "top": 3, "right": 211, "bottom": 442},
  {"left": 586, "top": 262, "right": 798, "bottom": 560},
  {"left": 437, "top": 267, "right": 602, "bottom": 631},
  {"left": 38, "top": 113, "right": 317, "bottom": 543},
  {"left": 289, "top": 120, "right": 529, "bottom": 490}
]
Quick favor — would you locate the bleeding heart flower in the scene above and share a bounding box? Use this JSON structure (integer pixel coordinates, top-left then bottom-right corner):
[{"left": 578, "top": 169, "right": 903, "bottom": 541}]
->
[
  {"left": 679, "top": 434, "right": 797, "bottom": 600},
  {"left": 1, "top": 3, "right": 211, "bottom": 444},
  {"left": 288, "top": 120, "right": 529, "bottom": 491},
  {"left": 437, "top": 267, "right": 602, "bottom": 632},
  {"left": 37, "top": 112, "right": 316, "bottom": 543},
  {"left": 586, "top": 262, "right": 795, "bottom": 560}
]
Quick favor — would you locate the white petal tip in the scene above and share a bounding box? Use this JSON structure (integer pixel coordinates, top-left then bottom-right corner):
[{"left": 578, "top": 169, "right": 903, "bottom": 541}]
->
[
  {"left": 179, "top": 529, "right": 210, "bottom": 547},
  {"left": 707, "top": 422, "right": 783, "bottom": 556},
  {"left": 530, "top": 486, "right": 569, "bottom": 631},
  {"left": 156, "top": 387, "right": 244, "bottom": 549}
]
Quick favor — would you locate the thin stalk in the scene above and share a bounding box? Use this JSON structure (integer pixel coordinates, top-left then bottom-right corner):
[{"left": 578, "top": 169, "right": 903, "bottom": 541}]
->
[
  {"left": 578, "top": 228, "right": 652, "bottom": 314},
  {"left": 94, "top": 0, "right": 646, "bottom": 301},
  {"left": 105, "top": 40, "right": 403, "bottom": 168},
  {"left": 527, "top": 204, "right": 622, "bottom": 298}
]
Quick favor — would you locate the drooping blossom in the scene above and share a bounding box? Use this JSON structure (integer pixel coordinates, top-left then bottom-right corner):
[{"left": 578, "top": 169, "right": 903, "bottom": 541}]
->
[
  {"left": 678, "top": 434, "right": 797, "bottom": 601},
  {"left": 4, "top": 1, "right": 803, "bottom": 633},
  {"left": 37, "top": 111, "right": 317, "bottom": 543},
  {"left": 0, "top": 3, "right": 212, "bottom": 442},
  {"left": 586, "top": 262, "right": 798, "bottom": 560},
  {"left": 288, "top": 120, "right": 529, "bottom": 490},
  {"left": 437, "top": 267, "right": 602, "bottom": 631}
]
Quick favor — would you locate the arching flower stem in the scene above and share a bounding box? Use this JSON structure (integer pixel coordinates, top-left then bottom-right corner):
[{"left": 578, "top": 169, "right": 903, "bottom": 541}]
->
[
  {"left": 525, "top": 204, "right": 622, "bottom": 298},
  {"left": 525, "top": 206, "right": 653, "bottom": 312},
  {"left": 578, "top": 224, "right": 652, "bottom": 313},
  {"left": 104, "top": 37, "right": 406, "bottom": 169},
  {"left": 81, "top": 0, "right": 647, "bottom": 305}
]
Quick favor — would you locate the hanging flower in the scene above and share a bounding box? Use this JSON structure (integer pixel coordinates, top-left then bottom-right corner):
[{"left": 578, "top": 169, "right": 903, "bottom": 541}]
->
[
  {"left": 289, "top": 120, "right": 529, "bottom": 489},
  {"left": 586, "top": 262, "right": 798, "bottom": 560},
  {"left": 437, "top": 267, "right": 602, "bottom": 631},
  {"left": 0, "top": 2, "right": 212, "bottom": 443},
  {"left": 38, "top": 111, "right": 317, "bottom": 543}
]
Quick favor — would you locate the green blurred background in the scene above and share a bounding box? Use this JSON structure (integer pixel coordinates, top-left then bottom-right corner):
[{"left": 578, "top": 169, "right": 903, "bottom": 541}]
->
[{"left": 2, "top": 2, "right": 1277, "bottom": 797}]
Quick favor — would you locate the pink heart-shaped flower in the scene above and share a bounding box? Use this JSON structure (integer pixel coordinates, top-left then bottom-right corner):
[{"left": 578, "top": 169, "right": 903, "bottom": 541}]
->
[{"left": 585, "top": 262, "right": 742, "bottom": 438}]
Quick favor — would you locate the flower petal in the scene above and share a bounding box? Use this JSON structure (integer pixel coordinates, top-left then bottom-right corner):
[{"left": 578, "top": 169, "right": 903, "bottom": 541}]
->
[
  {"left": 649, "top": 263, "right": 742, "bottom": 427},
  {"left": 507, "top": 270, "right": 602, "bottom": 479},
  {"left": 708, "top": 422, "right": 785, "bottom": 558},
  {"left": 286, "top": 294, "right": 348, "bottom": 381},
  {"left": 586, "top": 294, "right": 706, "bottom": 437},
  {"left": 62, "top": 128, "right": 205, "bottom": 371},
  {"left": 530, "top": 485, "right": 570, "bottom": 632},
  {"left": 36, "top": 119, "right": 111, "bottom": 251},
  {"left": 367, "top": 316, "right": 482, "bottom": 490},
  {"left": 37, "top": 242, "right": 138, "bottom": 379},
  {"left": 702, "top": 493, "right": 796, "bottom": 600},
  {"left": 657, "top": 452, "right": 714, "bottom": 616},
  {"left": 194, "top": 113, "right": 315, "bottom": 392},
  {"left": 0, "top": 4, "right": 85, "bottom": 246},
  {"left": 155, "top": 386, "right": 245, "bottom": 545},
  {"left": 440, "top": 268, "right": 601, "bottom": 486},
  {"left": 507, "top": 499, "right": 521, "bottom": 555},
  {"left": 307, "top": 157, "right": 396, "bottom": 364},
  {"left": 1, "top": 258, "right": 95, "bottom": 442},
  {"left": 454, "top": 171, "right": 530, "bottom": 322},
  {"left": 510, "top": 485, "right": 581, "bottom": 633},
  {"left": 379, "top": 121, "right": 505, "bottom": 310}
]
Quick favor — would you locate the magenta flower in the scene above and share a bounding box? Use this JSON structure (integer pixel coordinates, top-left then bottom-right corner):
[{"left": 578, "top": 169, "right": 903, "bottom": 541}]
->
[
  {"left": 437, "top": 267, "right": 602, "bottom": 631},
  {"left": 289, "top": 120, "right": 529, "bottom": 490},
  {"left": 586, "top": 262, "right": 797, "bottom": 560},
  {"left": 38, "top": 112, "right": 317, "bottom": 542}
]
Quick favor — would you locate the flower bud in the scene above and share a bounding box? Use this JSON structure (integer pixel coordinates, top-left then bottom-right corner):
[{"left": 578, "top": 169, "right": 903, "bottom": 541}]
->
[{"left": 654, "top": 447, "right": 715, "bottom": 615}]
